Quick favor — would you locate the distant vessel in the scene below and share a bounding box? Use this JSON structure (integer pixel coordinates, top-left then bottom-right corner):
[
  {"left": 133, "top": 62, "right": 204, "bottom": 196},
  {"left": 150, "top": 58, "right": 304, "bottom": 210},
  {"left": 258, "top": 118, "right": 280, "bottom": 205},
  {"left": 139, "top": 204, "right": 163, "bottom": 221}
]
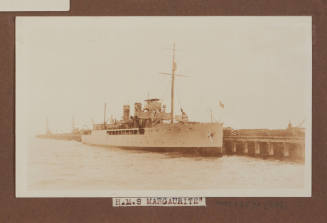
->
[{"left": 81, "top": 44, "right": 224, "bottom": 155}]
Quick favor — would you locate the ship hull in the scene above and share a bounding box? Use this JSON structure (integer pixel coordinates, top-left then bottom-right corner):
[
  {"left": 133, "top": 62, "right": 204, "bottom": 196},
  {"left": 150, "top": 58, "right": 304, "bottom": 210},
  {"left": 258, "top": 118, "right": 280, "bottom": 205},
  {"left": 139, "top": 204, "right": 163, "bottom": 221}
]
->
[{"left": 82, "top": 122, "right": 223, "bottom": 156}]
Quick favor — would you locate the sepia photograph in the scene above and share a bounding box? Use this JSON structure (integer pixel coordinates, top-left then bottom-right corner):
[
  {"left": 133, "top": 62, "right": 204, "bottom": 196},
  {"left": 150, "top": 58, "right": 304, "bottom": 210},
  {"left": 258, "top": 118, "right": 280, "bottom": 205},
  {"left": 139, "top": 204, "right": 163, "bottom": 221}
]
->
[{"left": 16, "top": 16, "right": 311, "bottom": 197}]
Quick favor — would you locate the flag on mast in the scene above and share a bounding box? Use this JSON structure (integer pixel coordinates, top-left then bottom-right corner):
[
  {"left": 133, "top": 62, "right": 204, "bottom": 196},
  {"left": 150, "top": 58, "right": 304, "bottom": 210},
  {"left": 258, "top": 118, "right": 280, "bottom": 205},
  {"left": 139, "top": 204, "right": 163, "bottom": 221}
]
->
[{"left": 219, "top": 100, "right": 224, "bottom": 109}]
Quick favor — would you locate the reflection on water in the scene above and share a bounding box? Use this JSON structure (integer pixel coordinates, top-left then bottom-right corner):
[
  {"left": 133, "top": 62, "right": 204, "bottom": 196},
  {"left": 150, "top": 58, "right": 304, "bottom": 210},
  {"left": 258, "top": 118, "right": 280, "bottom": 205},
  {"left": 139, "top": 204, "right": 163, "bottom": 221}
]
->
[{"left": 27, "top": 138, "right": 304, "bottom": 191}]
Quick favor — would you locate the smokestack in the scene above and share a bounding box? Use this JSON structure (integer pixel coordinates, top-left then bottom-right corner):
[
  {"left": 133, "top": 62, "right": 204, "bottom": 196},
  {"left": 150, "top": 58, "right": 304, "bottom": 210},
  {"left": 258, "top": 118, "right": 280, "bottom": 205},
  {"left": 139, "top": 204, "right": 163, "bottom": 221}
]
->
[
  {"left": 134, "top": 102, "right": 142, "bottom": 116},
  {"left": 123, "top": 105, "right": 130, "bottom": 122}
]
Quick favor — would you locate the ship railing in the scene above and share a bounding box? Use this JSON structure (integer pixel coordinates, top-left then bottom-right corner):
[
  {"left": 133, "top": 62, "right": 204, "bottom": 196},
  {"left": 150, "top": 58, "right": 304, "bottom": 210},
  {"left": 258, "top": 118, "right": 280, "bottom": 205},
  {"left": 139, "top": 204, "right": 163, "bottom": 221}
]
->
[{"left": 106, "top": 128, "right": 145, "bottom": 135}]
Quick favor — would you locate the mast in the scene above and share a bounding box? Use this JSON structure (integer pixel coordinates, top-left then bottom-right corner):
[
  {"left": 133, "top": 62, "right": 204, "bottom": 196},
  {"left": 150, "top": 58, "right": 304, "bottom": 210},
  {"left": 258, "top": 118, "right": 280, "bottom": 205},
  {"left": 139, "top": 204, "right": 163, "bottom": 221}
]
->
[
  {"left": 46, "top": 117, "right": 50, "bottom": 135},
  {"left": 104, "top": 103, "right": 107, "bottom": 129},
  {"left": 210, "top": 109, "right": 213, "bottom": 123},
  {"left": 171, "top": 43, "right": 176, "bottom": 124},
  {"left": 160, "top": 43, "right": 188, "bottom": 124},
  {"left": 72, "top": 116, "right": 75, "bottom": 132}
]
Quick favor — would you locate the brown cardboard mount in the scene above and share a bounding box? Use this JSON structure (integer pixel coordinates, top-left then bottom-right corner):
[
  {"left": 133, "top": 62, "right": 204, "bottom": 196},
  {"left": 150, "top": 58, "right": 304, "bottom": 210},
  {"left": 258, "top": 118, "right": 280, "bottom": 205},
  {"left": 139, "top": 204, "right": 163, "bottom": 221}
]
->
[{"left": 0, "top": 0, "right": 326, "bottom": 222}]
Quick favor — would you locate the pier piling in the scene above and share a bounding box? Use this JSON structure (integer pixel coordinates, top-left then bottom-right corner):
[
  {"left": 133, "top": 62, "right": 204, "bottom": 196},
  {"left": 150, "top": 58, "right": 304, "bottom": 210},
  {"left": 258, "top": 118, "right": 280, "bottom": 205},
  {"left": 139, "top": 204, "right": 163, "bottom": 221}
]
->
[
  {"left": 232, "top": 142, "right": 237, "bottom": 154},
  {"left": 283, "top": 142, "right": 290, "bottom": 157},
  {"left": 267, "top": 143, "right": 274, "bottom": 156},
  {"left": 223, "top": 134, "right": 305, "bottom": 161},
  {"left": 254, "top": 142, "right": 260, "bottom": 155},
  {"left": 243, "top": 142, "right": 248, "bottom": 154}
]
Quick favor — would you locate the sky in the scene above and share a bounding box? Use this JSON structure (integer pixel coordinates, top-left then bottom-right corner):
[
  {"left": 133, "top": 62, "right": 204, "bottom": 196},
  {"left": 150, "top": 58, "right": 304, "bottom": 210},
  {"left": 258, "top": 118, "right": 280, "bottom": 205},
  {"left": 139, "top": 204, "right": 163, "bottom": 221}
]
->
[{"left": 16, "top": 17, "right": 312, "bottom": 135}]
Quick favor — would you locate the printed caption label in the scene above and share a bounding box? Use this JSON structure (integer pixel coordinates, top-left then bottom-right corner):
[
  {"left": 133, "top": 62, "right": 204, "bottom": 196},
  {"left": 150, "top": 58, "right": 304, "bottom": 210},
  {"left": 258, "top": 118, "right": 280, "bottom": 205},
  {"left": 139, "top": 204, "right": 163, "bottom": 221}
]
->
[{"left": 113, "top": 197, "right": 206, "bottom": 207}]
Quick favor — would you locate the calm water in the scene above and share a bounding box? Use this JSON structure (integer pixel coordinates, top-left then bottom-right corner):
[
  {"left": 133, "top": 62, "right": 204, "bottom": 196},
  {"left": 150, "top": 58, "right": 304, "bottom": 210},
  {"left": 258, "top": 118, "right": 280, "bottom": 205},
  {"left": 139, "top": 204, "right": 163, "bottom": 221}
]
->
[{"left": 26, "top": 138, "right": 304, "bottom": 191}]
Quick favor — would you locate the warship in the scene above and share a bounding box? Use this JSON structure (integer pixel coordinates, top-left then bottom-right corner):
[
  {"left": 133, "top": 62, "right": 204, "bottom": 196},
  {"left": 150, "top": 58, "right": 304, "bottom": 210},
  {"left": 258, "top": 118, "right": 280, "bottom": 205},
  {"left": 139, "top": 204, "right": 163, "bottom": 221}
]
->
[{"left": 81, "top": 44, "right": 224, "bottom": 155}]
